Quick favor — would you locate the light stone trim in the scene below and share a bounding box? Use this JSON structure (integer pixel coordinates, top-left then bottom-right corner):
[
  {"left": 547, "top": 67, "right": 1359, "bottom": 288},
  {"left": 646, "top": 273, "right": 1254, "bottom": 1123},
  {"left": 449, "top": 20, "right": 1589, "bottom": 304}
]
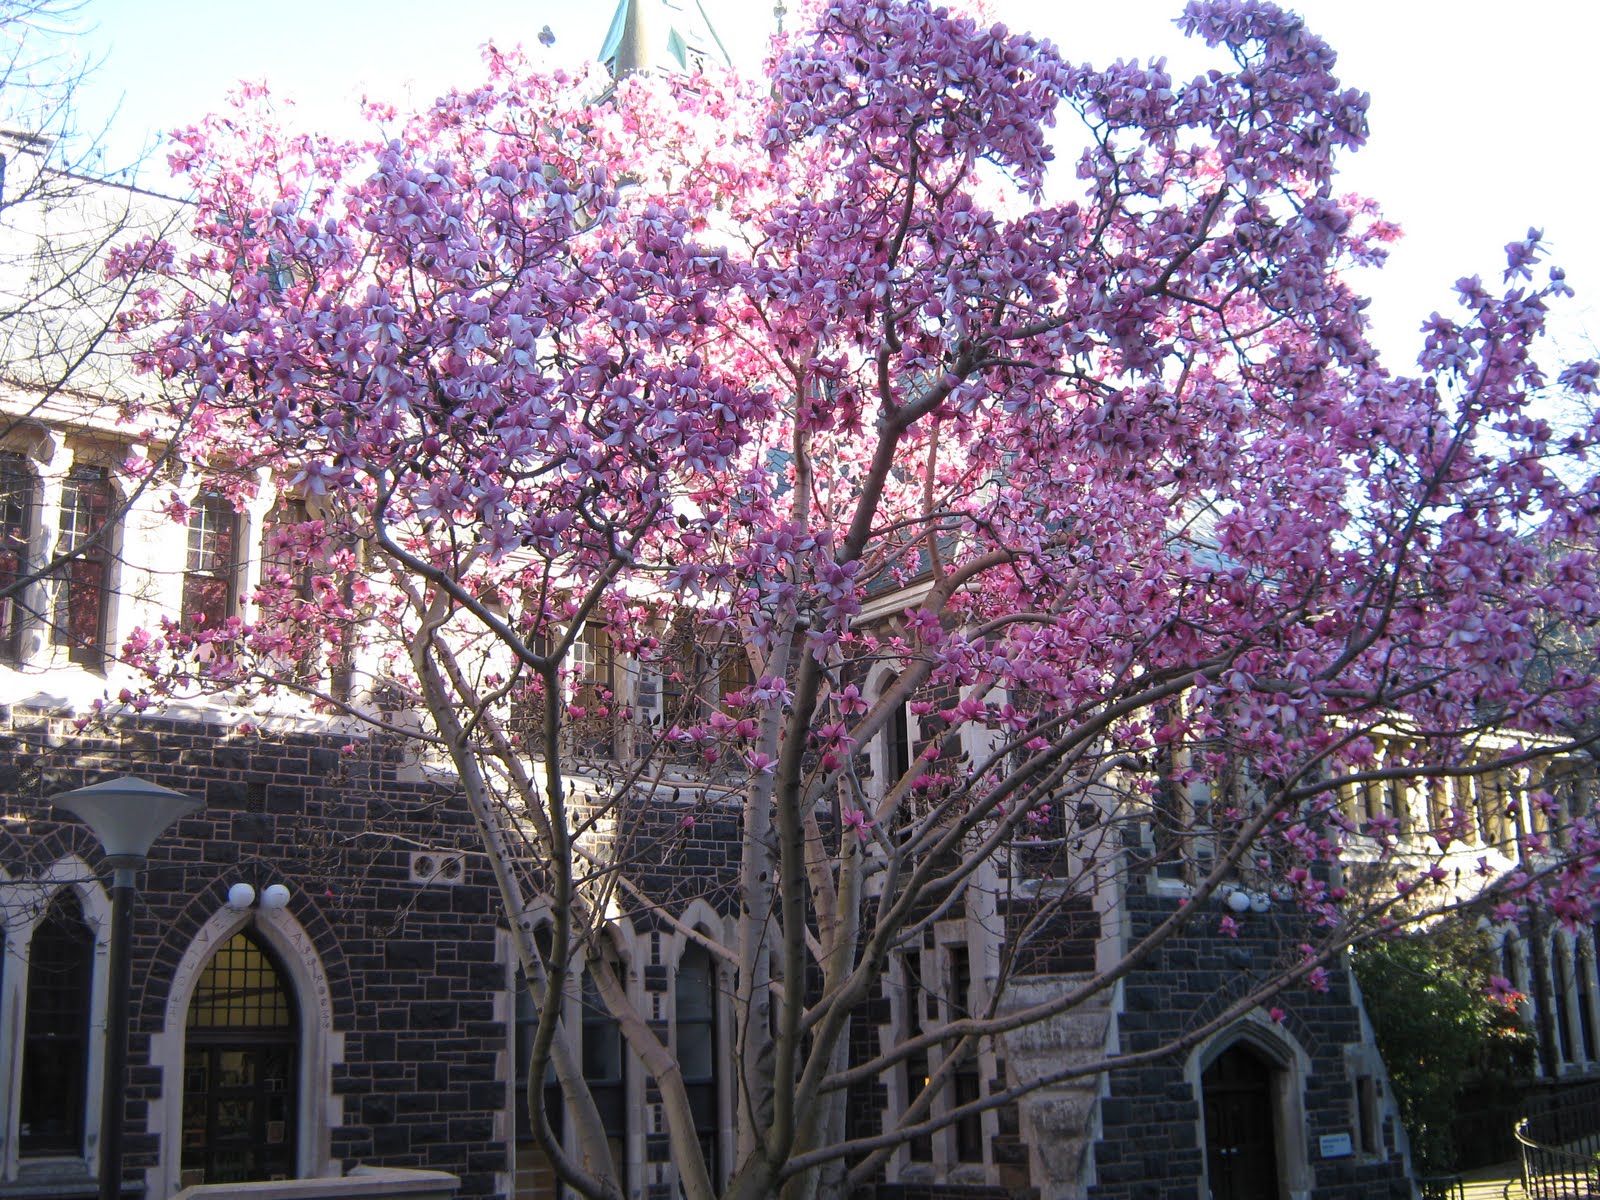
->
[{"left": 147, "top": 904, "right": 343, "bottom": 1200}]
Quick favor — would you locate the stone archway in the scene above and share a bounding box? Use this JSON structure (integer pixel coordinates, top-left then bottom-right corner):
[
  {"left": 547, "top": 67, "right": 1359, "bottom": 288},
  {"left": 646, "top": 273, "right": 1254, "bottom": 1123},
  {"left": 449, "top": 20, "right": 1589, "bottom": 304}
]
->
[
  {"left": 1202, "top": 1041, "right": 1280, "bottom": 1200},
  {"left": 0, "top": 856, "right": 113, "bottom": 1187},
  {"left": 179, "top": 928, "right": 300, "bottom": 1186},
  {"left": 147, "top": 905, "right": 341, "bottom": 1199},
  {"left": 1188, "top": 1016, "right": 1313, "bottom": 1200}
]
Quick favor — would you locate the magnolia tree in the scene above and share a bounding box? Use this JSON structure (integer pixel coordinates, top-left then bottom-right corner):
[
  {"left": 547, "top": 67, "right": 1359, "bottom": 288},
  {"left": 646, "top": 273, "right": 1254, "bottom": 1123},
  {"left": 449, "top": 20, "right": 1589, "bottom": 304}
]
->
[{"left": 113, "top": 1, "right": 1600, "bottom": 1196}]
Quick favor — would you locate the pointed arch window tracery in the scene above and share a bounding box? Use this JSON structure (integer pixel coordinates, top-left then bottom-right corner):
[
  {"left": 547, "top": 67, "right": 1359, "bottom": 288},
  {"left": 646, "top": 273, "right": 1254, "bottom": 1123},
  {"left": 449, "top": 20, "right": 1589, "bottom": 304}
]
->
[{"left": 180, "top": 929, "right": 299, "bottom": 1187}]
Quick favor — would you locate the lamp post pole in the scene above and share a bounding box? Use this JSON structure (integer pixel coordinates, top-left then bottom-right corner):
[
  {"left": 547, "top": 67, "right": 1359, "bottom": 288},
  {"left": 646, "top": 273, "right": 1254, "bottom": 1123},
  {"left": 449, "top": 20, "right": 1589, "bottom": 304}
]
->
[
  {"left": 99, "top": 854, "right": 140, "bottom": 1200},
  {"left": 52, "top": 777, "right": 201, "bottom": 1200}
]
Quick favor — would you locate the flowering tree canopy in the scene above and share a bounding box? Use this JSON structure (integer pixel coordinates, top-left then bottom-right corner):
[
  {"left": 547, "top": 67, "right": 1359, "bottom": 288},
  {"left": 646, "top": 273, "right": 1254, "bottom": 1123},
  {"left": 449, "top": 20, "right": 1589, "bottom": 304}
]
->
[{"left": 116, "top": 1, "right": 1600, "bottom": 1196}]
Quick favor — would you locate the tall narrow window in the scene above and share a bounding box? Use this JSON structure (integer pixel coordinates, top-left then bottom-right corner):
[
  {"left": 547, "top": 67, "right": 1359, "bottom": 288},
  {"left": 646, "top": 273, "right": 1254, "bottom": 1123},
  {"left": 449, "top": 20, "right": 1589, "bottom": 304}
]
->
[
  {"left": 676, "top": 944, "right": 719, "bottom": 1186},
  {"left": 183, "top": 492, "right": 240, "bottom": 631},
  {"left": 948, "top": 946, "right": 983, "bottom": 1162},
  {"left": 1449, "top": 775, "right": 1477, "bottom": 844},
  {"left": 880, "top": 682, "right": 914, "bottom": 791},
  {"left": 1577, "top": 939, "right": 1598, "bottom": 1065},
  {"left": 514, "top": 944, "right": 563, "bottom": 1200},
  {"left": 20, "top": 890, "right": 94, "bottom": 1156},
  {"left": 1426, "top": 778, "right": 1451, "bottom": 835},
  {"left": 712, "top": 637, "right": 751, "bottom": 706},
  {"left": 1382, "top": 778, "right": 1408, "bottom": 832},
  {"left": 51, "top": 464, "right": 114, "bottom": 667},
  {"left": 1553, "top": 935, "right": 1576, "bottom": 1065},
  {"left": 582, "top": 966, "right": 627, "bottom": 1188},
  {"left": 656, "top": 615, "right": 693, "bottom": 732},
  {"left": 647, "top": 619, "right": 748, "bottom": 765},
  {"left": 260, "top": 497, "right": 317, "bottom": 683},
  {"left": 1478, "top": 772, "right": 1512, "bottom": 849},
  {"left": 902, "top": 949, "right": 932, "bottom": 1163},
  {"left": 260, "top": 498, "right": 312, "bottom": 599},
  {"left": 183, "top": 930, "right": 298, "bottom": 1186},
  {"left": 570, "top": 621, "right": 615, "bottom": 757},
  {"left": 1502, "top": 937, "right": 1521, "bottom": 995},
  {"left": 259, "top": 498, "right": 352, "bottom": 699},
  {"left": 1151, "top": 727, "right": 1191, "bottom": 881},
  {"left": 1355, "top": 1074, "right": 1381, "bottom": 1155},
  {"left": 0, "top": 452, "right": 34, "bottom": 660}
]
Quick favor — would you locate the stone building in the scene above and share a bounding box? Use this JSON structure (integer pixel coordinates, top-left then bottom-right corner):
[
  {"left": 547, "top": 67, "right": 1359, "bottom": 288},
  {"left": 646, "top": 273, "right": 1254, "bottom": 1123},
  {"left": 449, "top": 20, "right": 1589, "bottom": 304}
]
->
[{"left": 4, "top": 3, "right": 1563, "bottom": 1199}]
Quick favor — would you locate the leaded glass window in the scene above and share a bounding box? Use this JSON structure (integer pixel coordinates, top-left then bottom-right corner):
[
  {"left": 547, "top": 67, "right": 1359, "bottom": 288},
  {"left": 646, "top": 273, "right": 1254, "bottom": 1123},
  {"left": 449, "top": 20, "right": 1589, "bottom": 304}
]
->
[
  {"left": 19, "top": 890, "right": 94, "bottom": 1156},
  {"left": 182, "top": 931, "right": 298, "bottom": 1186},
  {"left": 182, "top": 492, "right": 240, "bottom": 632},
  {"left": 675, "top": 944, "right": 719, "bottom": 1185},
  {"left": 581, "top": 966, "right": 627, "bottom": 1188},
  {"left": 50, "top": 464, "right": 114, "bottom": 667}
]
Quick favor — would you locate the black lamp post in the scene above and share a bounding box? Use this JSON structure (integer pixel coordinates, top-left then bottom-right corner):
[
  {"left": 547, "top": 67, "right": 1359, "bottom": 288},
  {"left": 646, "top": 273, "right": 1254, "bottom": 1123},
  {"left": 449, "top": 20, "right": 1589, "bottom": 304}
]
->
[{"left": 52, "top": 776, "right": 201, "bottom": 1200}]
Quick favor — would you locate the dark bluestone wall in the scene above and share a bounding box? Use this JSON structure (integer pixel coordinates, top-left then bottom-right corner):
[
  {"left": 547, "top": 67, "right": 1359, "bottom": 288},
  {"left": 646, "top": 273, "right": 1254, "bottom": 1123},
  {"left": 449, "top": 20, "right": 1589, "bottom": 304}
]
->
[
  {"left": 0, "top": 704, "right": 1417, "bottom": 1200},
  {"left": 1089, "top": 886, "right": 1413, "bottom": 1200},
  {"left": 0, "top": 706, "right": 507, "bottom": 1198}
]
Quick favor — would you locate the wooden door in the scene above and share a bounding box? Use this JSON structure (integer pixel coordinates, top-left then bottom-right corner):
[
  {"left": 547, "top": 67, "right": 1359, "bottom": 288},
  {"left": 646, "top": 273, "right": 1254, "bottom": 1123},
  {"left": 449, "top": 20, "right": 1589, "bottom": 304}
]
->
[{"left": 1203, "top": 1044, "right": 1280, "bottom": 1200}]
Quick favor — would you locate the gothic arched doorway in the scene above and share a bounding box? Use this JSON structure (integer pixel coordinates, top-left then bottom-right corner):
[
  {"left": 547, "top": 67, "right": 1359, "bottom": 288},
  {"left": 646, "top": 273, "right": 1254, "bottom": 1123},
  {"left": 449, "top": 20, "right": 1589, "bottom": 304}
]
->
[
  {"left": 180, "top": 929, "right": 299, "bottom": 1187},
  {"left": 1202, "top": 1041, "right": 1280, "bottom": 1200}
]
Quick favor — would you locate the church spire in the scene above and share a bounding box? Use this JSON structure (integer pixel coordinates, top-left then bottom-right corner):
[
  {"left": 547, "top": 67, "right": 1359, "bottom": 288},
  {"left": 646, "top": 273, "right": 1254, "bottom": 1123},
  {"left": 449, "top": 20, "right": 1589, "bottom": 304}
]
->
[{"left": 597, "top": 0, "right": 731, "bottom": 79}]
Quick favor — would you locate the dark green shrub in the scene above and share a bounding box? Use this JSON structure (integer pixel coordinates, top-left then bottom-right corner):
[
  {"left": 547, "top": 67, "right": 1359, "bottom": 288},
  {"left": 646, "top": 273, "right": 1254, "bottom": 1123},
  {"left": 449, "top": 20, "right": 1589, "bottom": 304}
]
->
[{"left": 1353, "top": 928, "right": 1533, "bottom": 1175}]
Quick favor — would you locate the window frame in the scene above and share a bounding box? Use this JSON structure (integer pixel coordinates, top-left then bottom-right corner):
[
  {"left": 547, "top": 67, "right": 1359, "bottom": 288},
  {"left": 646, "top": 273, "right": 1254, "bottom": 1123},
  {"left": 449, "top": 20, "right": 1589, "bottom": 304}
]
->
[
  {"left": 674, "top": 941, "right": 721, "bottom": 1187},
  {"left": 580, "top": 964, "right": 629, "bottom": 1189},
  {"left": 258, "top": 496, "right": 356, "bottom": 700},
  {"left": 0, "top": 451, "right": 36, "bottom": 661},
  {"left": 18, "top": 889, "right": 96, "bottom": 1158},
  {"left": 181, "top": 490, "right": 243, "bottom": 634},
  {"left": 50, "top": 463, "right": 117, "bottom": 669}
]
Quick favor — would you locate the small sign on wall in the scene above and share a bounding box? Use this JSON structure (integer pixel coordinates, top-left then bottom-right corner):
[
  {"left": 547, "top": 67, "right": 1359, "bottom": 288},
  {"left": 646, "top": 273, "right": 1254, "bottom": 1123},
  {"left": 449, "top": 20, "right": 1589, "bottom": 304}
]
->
[{"left": 1319, "top": 1132, "right": 1354, "bottom": 1159}]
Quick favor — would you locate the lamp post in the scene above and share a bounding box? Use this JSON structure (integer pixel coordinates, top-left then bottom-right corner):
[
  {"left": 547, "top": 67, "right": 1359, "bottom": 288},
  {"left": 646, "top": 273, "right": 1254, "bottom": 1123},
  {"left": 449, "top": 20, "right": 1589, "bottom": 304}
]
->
[{"left": 52, "top": 776, "right": 201, "bottom": 1200}]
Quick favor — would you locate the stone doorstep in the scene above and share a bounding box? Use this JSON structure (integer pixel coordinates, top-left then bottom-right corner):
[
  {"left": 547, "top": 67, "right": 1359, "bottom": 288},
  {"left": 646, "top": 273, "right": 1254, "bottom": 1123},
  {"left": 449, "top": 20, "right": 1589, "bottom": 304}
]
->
[{"left": 171, "top": 1166, "right": 460, "bottom": 1200}]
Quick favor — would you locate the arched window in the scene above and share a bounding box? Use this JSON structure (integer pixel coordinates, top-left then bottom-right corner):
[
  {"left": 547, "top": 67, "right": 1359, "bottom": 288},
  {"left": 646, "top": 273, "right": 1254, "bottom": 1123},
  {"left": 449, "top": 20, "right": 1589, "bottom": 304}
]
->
[
  {"left": 183, "top": 491, "right": 241, "bottom": 632},
  {"left": 675, "top": 942, "right": 719, "bottom": 1185},
  {"left": 1501, "top": 936, "right": 1520, "bottom": 991},
  {"left": 19, "top": 889, "right": 95, "bottom": 1156},
  {"left": 509, "top": 934, "right": 632, "bottom": 1197},
  {"left": 181, "top": 930, "right": 298, "bottom": 1187},
  {"left": 51, "top": 464, "right": 115, "bottom": 668},
  {"left": 0, "top": 451, "right": 35, "bottom": 661}
]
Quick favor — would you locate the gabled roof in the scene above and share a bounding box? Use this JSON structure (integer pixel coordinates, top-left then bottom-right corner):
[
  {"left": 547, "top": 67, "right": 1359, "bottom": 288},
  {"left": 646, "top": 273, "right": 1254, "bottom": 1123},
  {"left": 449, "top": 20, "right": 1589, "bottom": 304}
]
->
[{"left": 597, "top": 0, "right": 732, "bottom": 79}]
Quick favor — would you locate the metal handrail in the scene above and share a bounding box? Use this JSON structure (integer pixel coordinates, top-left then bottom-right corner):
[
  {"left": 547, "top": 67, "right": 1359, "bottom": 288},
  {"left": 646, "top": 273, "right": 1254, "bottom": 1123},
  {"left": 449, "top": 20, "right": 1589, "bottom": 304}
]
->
[
  {"left": 1528, "top": 1085, "right": 1600, "bottom": 1142},
  {"left": 1514, "top": 1116, "right": 1600, "bottom": 1200}
]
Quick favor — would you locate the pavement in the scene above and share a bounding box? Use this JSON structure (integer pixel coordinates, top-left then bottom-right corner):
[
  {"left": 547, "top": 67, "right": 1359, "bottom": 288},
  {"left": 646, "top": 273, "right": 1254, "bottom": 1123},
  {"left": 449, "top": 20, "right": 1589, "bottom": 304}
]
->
[{"left": 1455, "top": 1162, "right": 1523, "bottom": 1200}]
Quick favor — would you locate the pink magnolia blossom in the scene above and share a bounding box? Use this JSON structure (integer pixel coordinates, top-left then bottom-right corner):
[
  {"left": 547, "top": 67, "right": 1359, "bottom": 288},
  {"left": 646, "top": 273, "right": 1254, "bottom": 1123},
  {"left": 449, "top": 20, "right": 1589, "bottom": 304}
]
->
[{"left": 108, "top": 2, "right": 1600, "bottom": 1187}]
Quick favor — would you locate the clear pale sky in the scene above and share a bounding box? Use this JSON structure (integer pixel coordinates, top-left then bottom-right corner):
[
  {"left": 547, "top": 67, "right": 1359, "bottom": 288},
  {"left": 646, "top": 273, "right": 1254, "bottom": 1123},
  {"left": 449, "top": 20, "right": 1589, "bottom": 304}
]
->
[{"left": 66, "top": 0, "right": 1600, "bottom": 368}]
